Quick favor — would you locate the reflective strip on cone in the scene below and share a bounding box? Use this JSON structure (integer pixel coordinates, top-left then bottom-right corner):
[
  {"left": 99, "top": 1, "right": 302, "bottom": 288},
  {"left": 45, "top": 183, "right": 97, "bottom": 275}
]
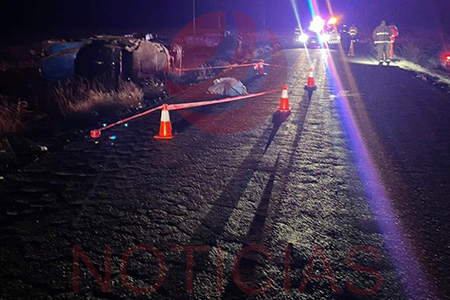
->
[
  {"left": 305, "top": 68, "right": 317, "bottom": 90},
  {"left": 161, "top": 109, "right": 171, "bottom": 122}
]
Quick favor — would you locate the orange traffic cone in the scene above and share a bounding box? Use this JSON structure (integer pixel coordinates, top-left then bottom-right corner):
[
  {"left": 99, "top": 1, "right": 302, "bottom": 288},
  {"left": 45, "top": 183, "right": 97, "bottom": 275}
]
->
[
  {"left": 348, "top": 40, "right": 355, "bottom": 57},
  {"left": 254, "top": 59, "right": 266, "bottom": 75},
  {"left": 154, "top": 104, "right": 173, "bottom": 139},
  {"left": 304, "top": 68, "right": 317, "bottom": 91},
  {"left": 278, "top": 84, "right": 290, "bottom": 112}
]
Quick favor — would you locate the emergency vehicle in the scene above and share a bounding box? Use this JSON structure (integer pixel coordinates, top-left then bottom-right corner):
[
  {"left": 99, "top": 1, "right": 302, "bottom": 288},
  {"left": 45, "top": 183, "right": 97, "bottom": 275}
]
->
[{"left": 294, "top": 16, "right": 341, "bottom": 48}]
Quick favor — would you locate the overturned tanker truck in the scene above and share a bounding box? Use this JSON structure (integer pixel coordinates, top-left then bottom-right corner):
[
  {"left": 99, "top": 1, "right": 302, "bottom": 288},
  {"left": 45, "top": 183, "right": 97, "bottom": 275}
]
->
[
  {"left": 75, "top": 35, "right": 169, "bottom": 83},
  {"left": 41, "top": 35, "right": 170, "bottom": 94}
]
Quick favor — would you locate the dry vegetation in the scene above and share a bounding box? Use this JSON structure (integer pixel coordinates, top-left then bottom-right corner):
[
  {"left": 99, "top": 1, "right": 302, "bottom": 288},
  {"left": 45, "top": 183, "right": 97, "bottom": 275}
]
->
[
  {"left": 52, "top": 79, "right": 144, "bottom": 115},
  {"left": 0, "top": 98, "right": 28, "bottom": 136},
  {"left": 395, "top": 31, "right": 450, "bottom": 71},
  {"left": 0, "top": 60, "right": 39, "bottom": 72},
  {"left": 391, "top": 32, "right": 450, "bottom": 93}
]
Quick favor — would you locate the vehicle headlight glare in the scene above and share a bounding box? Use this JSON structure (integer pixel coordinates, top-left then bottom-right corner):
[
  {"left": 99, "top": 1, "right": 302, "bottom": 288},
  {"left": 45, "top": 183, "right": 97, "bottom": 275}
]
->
[
  {"left": 299, "top": 34, "right": 308, "bottom": 43},
  {"left": 321, "top": 34, "right": 330, "bottom": 42}
]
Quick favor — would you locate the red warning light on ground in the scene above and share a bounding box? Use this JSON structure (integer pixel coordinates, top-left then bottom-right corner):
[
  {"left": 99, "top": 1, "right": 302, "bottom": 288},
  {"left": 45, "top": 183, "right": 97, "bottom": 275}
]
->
[
  {"left": 446, "top": 54, "right": 450, "bottom": 62},
  {"left": 90, "top": 130, "right": 101, "bottom": 139}
]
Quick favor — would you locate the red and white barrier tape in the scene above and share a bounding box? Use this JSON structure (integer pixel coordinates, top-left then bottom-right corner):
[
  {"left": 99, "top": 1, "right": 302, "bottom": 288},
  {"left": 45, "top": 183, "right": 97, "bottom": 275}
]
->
[
  {"left": 173, "top": 62, "right": 285, "bottom": 73},
  {"left": 261, "top": 63, "right": 285, "bottom": 68},
  {"left": 167, "top": 90, "right": 279, "bottom": 111},
  {"left": 91, "top": 90, "right": 278, "bottom": 135},
  {"left": 99, "top": 105, "right": 163, "bottom": 132}
]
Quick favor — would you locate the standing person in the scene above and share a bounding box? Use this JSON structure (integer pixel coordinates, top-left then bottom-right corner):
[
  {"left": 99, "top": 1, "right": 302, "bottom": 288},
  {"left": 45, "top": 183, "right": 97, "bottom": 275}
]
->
[
  {"left": 348, "top": 24, "right": 358, "bottom": 56},
  {"left": 373, "top": 20, "right": 393, "bottom": 65},
  {"left": 340, "top": 24, "right": 350, "bottom": 50},
  {"left": 388, "top": 23, "right": 399, "bottom": 59}
]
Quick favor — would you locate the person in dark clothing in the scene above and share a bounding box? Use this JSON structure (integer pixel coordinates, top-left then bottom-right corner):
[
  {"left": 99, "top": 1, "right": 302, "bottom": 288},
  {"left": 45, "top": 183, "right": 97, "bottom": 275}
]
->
[{"left": 372, "top": 20, "right": 393, "bottom": 65}]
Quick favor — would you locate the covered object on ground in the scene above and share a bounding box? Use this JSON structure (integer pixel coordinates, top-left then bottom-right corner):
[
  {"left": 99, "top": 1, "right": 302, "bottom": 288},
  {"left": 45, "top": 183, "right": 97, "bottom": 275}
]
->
[{"left": 207, "top": 77, "right": 248, "bottom": 96}]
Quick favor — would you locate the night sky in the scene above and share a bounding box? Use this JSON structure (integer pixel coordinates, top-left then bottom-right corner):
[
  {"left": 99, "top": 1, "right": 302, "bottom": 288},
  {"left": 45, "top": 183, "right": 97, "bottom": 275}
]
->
[{"left": 1, "top": 0, "right": 449, "bottom": 39}]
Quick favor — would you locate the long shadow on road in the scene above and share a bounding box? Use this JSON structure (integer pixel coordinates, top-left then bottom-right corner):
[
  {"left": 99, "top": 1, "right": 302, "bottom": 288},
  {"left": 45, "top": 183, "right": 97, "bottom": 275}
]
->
[
  {"left": 191, "top": 88, "right": 314, "bottom": 246},
  {"left": 190, "top": 90, "right": 313, "bottom": 247},
  {"left": 264, "top": 111, "right": 290, "bottom": 154},
  {"left": 190, "top": 125, "right": 272, "bottom": 246},
  {"left": 287, "top": 90, "right": 314, "bottom": 160},
  {"left": 244, "top": 153, "right": 280, "bottom": 245},
  {"left": 219, "top": 89, "right": 315, "bottom": 298}
]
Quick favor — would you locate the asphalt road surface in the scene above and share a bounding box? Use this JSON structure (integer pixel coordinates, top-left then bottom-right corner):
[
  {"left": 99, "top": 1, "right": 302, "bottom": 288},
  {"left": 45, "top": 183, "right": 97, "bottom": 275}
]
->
[{"left": 1, "top": 47, "right": 450, "bottom": 300}]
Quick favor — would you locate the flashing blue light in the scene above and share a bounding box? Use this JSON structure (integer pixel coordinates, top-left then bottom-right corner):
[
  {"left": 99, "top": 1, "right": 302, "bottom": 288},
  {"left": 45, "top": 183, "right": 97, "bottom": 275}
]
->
[
  {"left": 124, "top": 123, "right": 129, "bottom": 127},
  {"left": 109, "top": 135, "right": 117, "bottom": 140}
]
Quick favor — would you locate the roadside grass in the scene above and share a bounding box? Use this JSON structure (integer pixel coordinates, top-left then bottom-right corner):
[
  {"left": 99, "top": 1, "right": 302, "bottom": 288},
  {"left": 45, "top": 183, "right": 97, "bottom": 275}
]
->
[
  {"left": 0, "top": 60, "right": 39, "bottom": 72},
  {"left": 52, "top": 79, "right": 144, "bottom": 115},
  {"left": 394, "top": 29, "right": 450, "bottom": 69},
  {"left": 0, "top": 98, "right": 28, "bottom": 136},
  {"left": 392, "top": 33, "right": 450, "bottom": 92}
]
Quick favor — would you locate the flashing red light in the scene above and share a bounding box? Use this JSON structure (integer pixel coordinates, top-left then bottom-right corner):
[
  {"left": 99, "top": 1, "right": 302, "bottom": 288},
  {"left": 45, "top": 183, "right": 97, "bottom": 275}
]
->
[
  {"left": 446, "top": 55, "right": 450, "bottom": 62},
  {"left": 90, "top": 130, "right": 101, "bottom": 139}
]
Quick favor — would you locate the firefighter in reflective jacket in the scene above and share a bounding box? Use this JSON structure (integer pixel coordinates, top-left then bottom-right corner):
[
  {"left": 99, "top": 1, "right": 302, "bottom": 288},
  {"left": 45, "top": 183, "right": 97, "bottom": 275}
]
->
[
  {"left": 373, "top": 20, "right": 393, "bottom": 65},
  {"left": 388, "top": 23, "right": 399, "bottom": 59}
]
